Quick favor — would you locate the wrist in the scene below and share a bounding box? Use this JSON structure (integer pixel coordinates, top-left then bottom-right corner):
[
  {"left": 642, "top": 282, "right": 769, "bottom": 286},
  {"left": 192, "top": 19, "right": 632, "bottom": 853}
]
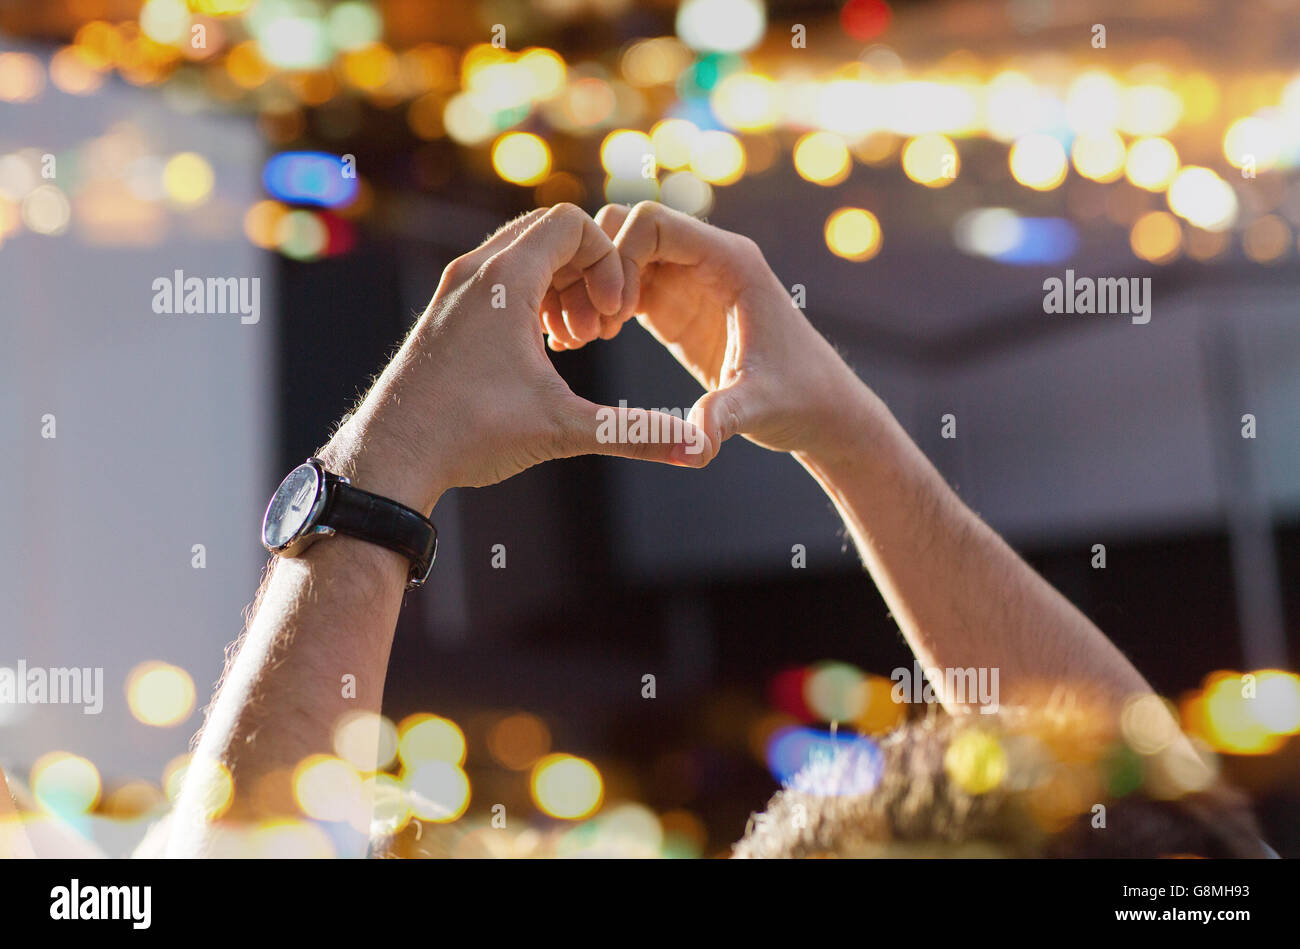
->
[
  {"left": 317, "top": 414, "right": 448, "bottom": 516},
  {"left": 794, "top": 371, "right": 883, "bottom": 467},
  {"left": 795, "top": 382, "right": 905, "bottom": 487}
]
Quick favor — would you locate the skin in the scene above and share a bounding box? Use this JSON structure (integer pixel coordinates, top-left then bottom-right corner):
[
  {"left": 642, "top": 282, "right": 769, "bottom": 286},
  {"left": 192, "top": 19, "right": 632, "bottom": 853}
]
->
[
  {"left": 163, "top": 204, "right": 709, "bottom": 857},
  {"left": 580, "top": 201, "right": 1155, "bottom": 713},
  {"left": 164, "top": 200, "right": 1181, "bottom": 857}
]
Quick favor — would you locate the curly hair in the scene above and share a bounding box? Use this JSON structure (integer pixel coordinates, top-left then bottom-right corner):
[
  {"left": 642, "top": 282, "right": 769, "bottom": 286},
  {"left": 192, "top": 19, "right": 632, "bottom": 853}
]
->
[{"left": 733, "top": 709, "right": 1271, "bottom": 859}]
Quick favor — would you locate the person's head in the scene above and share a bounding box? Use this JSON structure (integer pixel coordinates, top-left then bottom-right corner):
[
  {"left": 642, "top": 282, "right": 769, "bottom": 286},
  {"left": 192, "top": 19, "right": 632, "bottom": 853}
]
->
[{"left": 733, "top": 706, "right": 1269, "bottom": 858}]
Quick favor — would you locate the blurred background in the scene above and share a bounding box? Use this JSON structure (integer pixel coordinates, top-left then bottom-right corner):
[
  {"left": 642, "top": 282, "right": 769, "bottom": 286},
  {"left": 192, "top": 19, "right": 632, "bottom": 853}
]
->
[{"left": 2, "top": 0, "right": 1299, "bottom": 858}]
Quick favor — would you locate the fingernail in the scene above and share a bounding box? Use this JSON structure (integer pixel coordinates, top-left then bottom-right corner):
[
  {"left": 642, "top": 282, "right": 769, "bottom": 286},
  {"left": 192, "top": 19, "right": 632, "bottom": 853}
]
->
[{"left": 671, "top": 442, "right": 704, "bottom": 467}]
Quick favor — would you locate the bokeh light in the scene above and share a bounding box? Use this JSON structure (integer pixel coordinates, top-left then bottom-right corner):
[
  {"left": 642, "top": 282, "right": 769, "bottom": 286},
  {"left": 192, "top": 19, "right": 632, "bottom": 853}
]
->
[
  {"left": 660, "top": 171, "right": 714, "bottom": 216},
  {"left": 275, "top": 209, "right": 328, "bottom": 260},
  {"left": 1252, "top": 670, "right": 1300, "bottom": 734},
  {"left": 1129, "top": 210, "right": 1183, "bottom": 263},
  {"left": 1242, "top": 214, "right": 1290, "bottom": 263},
  {"left": 1125, "top": 136, "right": 1180, "bottom": 191},
  {"left": 676, "top": 0, "right": 766, "bottom": 54},
  {"left": 293, "top": 754, "right": 365, "bottom": 826},
  {"left": 531, "top": 753, "right": 604, "bottom": 819},
  {"left": 943, "top": 729, "right": 1006, "bottom": 794},
  {"left": 841, "top": 0, "right": 893, "bottom": 40},
  {"left": 1224, "top": 115, "right": 1282, "bottom": 173},
  {"left": 327, "top": 2, "right": 383, "bottom": 52},
  {"left": 793, "top": 131, "right": 851, "bottom": 186},
  {"left": 1196, "top": 673, "right": 1285, "bottom": 754},
  {"left": 824, "top": 207, "right": 882, "bottom": 261},
  {"left": 332, "top": 711, "right": 399, "bottom": 772},
  {"left": 766, "top": 726, "right": 881, "bottom": 793},
  {"left": 712, "top": 73, "right": 780, "bottom": 132},
  {"left": 803, "top": 661, "right": 865, "bottom": 721},
  {"left": 243, "top": 198, "right": 289, "bottom": 248},
  {"left": 622, "top": 37, "right": 692, "bottom": 88},
  {"left": 491, "top": 132, "right": 552, "bottom": 186},
  {"left": 0, "top": 52, "right": 46, "bottom": 102},
  {"left": 487, "top": 711, "right": 551, "bottom": 770},
  {"left": 1009, "top": 133, "right": 1068, "bottom": 191},
  {"left": 162, "top": 151, "right": 215, "bottom": 207},
  {"left": 651, "top": 118, "right": 699, "bottom": 170},
  {"left": 1119, "top": 84, "right": 1183, "bottom": 136},
  {"left": 689, "top": 130, "right": 745, "bottom": 185},
  {"left": 1071, "top": 130, "right": 1126, "bottom": 183},
  {"left": 901, "top": 133, "right": 959, "bottom": 187},
  {"left": 125, "top": 660, "right": 196, "bottom": 727},
  {"left": 262, "top": 151, "right": 359, "bottom": 207},
  {"left": 1166, "top": 166, "right": 1238, "bottom": 231},
  {"left": 30, "top": 752, "right": 101, "bottom": 816},
  {"left": 601, "top": 129, "right": 654, "bottom": 180},
  {"left": 49, "top": 46, "right": 106, "bottom": 96},
  {"left": 404, "top": 760, "right": 471, "bottom": 822},
  {"left": 398, "top": 713, "right": 466, "bottom": 768},
  {"left": 20, "top": 186, "right": 71, "bottom": 235},
  {"left": 519, "top": 48, "right": 567, "bottom": 100}
]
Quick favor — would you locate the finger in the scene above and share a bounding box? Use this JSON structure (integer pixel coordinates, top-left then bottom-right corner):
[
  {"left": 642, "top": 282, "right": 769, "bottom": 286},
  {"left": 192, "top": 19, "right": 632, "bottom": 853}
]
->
[
  {"left": 597, "top": 251, "right": 639, "bottom": 340},
  {"left": 612, "top": 200, "right": 714, "bottom": 273},
  {"left": 540, "top": 287, "right": 563, "bottom": 334},
  {"left": 687, "top": 383, "right": 751, "bottom": 455},
  {"left": 594, "top": 202, "right": 632, "bottom": 239},
  {"left": 557, "top": 396, "right": 715, "bottom": 468},
  {"left": 559, "top": 281, "right": 602, "bottom": 343},
  {"left": 542, "top": 308, "right": 573, "bottom": 349},
  {"left": 458, "top": 207, "right": 549, "bottom": 273},
  {"left": 494, "top": 203, "right": 624, "bottom": 318},
  {"left": 594, "top": 203, "right": 639, "bottom": 338}
]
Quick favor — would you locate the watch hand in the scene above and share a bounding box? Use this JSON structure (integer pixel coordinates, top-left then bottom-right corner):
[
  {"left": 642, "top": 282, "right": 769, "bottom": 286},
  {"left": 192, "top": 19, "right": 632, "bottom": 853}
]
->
[{"left": 289, "top": 481, "right": 313, "bottom": 513}]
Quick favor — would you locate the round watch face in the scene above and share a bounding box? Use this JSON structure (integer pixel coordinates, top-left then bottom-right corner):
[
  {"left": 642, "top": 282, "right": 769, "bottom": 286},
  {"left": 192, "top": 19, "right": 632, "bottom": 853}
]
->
[{"left": 262, "top": 463, "right": 324, "bottom": 551}]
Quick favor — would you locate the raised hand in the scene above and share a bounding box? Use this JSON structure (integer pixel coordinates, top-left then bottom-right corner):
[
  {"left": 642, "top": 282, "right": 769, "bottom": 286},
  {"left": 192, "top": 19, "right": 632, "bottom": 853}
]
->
[
  {"left": 545, "top": 201, "right": 865, "bottom": 465},
  {"left": 323, "top": 202, "right": 713, "bottom": 515}
]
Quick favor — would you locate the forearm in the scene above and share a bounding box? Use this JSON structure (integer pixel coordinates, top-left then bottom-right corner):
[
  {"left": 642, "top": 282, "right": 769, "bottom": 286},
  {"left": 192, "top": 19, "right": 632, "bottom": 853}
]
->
[
  {"left": 795, "top": 383, "right": 1152, "bottom": 713},
  {"left": 167, "top": 415, "right": 438, "bottom": 857}
]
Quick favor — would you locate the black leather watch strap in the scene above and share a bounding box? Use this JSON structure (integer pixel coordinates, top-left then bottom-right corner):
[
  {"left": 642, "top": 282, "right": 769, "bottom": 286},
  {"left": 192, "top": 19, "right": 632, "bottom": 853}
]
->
[{"left": 323, "top": 478, "right": 437, "bottom": 588}]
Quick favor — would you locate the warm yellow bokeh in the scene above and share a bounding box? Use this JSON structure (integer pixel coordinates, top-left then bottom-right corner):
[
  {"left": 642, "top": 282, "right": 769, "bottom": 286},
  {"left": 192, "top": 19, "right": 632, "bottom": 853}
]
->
[
  {"left": 1129, "top": 210, "right": 1183, "bottom": 264},
  {"left": 531, "top": 753, "right": 603, "bottom": 820},
  {"left": 943, "top": 729, "right": 1006, "bottom": 794},
  {"left": 689, "top": 130, "right": 745, "bottom": 185},
  {"left": 162, "top": 151, "right": 214, "bottom": 207},
  {"left": 1071, "top": 130, "right": 1126, "bottom": 183},
  {"left": 901, "top": 133, "right": 959, "bottom": 187},
  {"left": 398, "top": 713, "right": 466, "bottom": 768},
  {"left": 1009, "top": 134, "right": 1068, "bottom": 191},
  {"left": 824, "top": 207, "right": 882, "bottom": 261},
  {"left": 793, "top": 131, "right": 851, "bottom": 186},
  {"left": 491, "top": 132, "right": 551, "bottom": 186},
  {"left": 126, "top": 660, "right": 196, "bottom": 727},
  {"left": 1124, "top": 136, "right": 1179, "bottom": 191}
]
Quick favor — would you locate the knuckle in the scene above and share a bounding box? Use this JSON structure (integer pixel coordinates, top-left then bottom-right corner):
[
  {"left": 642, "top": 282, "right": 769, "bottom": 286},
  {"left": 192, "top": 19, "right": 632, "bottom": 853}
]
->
[
  {"left": 442, "top": 253, "right": 477, "bottom": 284},
  {"left": 730, "top": 232, "right": 762, "bottom": 260},
  {"left": 594, "top": 202, "right": 623, "bottom": 224},
  {"left": 547, "top": 202, "right": 583, "bottom": 224},
  {"left": 474, "top": 252, "right": 509, "bottom": 286},
  {"left": 626, "top": 200, "right": 661, "bottom": 226}
]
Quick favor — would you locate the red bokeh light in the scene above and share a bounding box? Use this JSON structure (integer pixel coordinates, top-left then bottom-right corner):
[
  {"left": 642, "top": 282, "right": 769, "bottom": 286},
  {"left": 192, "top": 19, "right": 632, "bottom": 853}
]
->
[{"left": 841, "top": 0, "right": 892, "bottom": 40}]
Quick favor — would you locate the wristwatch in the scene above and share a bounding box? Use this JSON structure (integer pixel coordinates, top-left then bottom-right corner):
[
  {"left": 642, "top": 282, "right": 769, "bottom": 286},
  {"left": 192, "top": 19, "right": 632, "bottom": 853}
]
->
[{"left": 261, "top": 457, "right": 438, "bottom": 589}]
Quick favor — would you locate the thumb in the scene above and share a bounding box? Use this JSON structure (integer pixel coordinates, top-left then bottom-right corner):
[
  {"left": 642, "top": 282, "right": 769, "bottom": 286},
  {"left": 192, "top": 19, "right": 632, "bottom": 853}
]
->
[
  {"left": 557, "top": 396, "right": 715, "bottom": 468},
  {"left": 687, "top": 384, "right": 751, "bottom": 453}
]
